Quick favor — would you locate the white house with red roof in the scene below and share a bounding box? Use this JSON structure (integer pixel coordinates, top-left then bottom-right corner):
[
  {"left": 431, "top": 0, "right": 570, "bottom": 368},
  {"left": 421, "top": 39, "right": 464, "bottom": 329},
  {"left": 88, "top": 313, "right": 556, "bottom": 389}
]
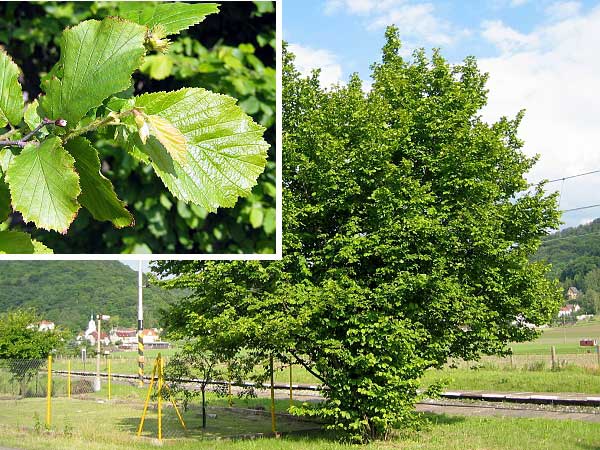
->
[
  {"left": 38, "top": 320, "right": 55, "bottom": 331},
  {"left": 558, "top": 303, "right": 581, "bottom": 317}
]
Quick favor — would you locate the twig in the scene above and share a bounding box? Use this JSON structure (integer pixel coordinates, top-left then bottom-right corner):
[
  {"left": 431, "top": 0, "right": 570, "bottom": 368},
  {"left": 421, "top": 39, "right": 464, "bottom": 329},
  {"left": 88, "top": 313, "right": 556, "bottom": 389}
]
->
[
  {"left": 0, "top": 118, "right": 64, "bottom": 148},
  {"left": 63, "top": 109, "right": 135, "bottom": 143}
]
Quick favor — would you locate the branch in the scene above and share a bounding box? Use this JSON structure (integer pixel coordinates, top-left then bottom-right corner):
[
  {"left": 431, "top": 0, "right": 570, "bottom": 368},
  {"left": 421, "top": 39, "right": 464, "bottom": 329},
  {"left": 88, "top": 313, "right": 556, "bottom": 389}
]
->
[
  {"left": 0, "top": 118, "right": 65, "bottom": 148},
  {"left": 63, "top": 109, "right": 135, "bottom": 143},
  {"left": 288, "top": 349, "right": 326, "bottom": 385}
]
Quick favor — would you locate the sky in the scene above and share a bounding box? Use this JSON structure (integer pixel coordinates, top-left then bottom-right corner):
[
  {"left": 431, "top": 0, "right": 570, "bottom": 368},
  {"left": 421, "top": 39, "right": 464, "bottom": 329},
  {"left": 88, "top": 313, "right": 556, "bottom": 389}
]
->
[
  {"left": 120, "top": 260, "right": 150, "bottom": 273},
  {"left": 284, "top": 0, "right": 600, "bottom": 229}
]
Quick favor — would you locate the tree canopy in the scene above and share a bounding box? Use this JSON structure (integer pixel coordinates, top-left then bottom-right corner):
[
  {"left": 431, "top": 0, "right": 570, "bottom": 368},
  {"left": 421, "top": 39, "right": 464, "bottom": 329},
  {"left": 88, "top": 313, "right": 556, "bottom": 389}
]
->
[
  {"left": 156, "top": 27, "right": 561, "bottom": 442},
  {"left": 0, "top": 309, "right": 66, "bottom": 360}
]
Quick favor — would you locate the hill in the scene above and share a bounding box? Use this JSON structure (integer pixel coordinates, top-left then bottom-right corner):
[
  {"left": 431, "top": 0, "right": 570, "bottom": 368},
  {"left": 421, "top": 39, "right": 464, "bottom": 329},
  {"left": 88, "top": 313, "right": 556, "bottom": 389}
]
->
[
  {"left": 534, "top": 218, "right": 600, "bottom": 288},
  {"left": 0, "top": 261, "right": 182, "bottom": 331}
]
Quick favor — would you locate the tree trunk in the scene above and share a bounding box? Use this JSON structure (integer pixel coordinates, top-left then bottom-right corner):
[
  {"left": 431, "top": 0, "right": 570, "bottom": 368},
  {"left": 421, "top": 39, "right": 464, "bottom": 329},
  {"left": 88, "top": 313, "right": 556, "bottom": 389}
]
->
[{"left": 202, "top": 387, "right": 206, "bottom": 429}]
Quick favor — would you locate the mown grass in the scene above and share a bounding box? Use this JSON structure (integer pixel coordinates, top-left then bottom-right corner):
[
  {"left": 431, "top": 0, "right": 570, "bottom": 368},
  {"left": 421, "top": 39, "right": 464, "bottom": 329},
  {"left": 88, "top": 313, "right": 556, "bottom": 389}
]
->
[
  {"left": 512, "top": 319, "right": 600, "bottom": 354},
  {"left": 0, "top": 397, "right": 599, "bottom": 450},
  {"left": 423, "top": 364, "right": 600, "bottom": 393}
]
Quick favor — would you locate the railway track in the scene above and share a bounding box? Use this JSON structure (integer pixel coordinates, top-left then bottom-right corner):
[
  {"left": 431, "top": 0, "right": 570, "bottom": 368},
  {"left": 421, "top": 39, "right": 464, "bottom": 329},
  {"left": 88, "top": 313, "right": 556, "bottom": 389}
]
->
[{"left": 52, "top": 370, "right": 600, "bottom": 409}]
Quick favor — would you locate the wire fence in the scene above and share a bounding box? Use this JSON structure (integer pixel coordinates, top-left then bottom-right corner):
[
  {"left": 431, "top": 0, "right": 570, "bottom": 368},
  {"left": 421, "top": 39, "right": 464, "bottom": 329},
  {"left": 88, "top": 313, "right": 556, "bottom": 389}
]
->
[
  {"left": 449, "top": 347, "right": 600, "bottom": 370},
  {"left": 0, "top": 355, "right": 324, "bottom": 443},
  {"left": 4, "top": 348, "right": 596, "bottom": 444}
]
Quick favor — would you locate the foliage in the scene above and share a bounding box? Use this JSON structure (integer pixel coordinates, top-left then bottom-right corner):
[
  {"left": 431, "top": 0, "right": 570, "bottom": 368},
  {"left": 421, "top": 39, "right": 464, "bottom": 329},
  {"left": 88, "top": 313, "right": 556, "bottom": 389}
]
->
[
  {"left": 0, "top": 1, "right": 275, "bottom": 254},
  {"left": 156, "top": 27, "right": 561, "bottom": 442},
  {"left": 534, "top": 218, "right": 600, "bottom": 290},
  {"left": 0, "top": 261, "right": 180, "bottom": 331},
  {"left": 0, "top": 308, "right": 66, "bottom": 359},
  {"left": 164, "top": 341, "right": 257, "bottom": 428}
]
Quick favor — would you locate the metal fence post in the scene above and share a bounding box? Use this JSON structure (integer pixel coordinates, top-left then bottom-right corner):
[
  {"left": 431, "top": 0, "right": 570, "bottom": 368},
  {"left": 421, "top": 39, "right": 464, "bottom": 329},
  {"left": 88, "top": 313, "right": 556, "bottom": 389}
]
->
[
  {"left": 46, "top": 355, "right": 52, "bottom": 428},
  {"left": 227, "top": 364, "right": 233, "bottom": 407},
  {"left": 289, "top": 362, "right": 293, "bottom": 408},
  {"left": 67, "top": 360, "right": 71, "bottom": 399},
  {"left": 108, "top": 359, "right": 112, "bottom": 400},
  {"left": 270, "top": 355, "right": 276, "bottom": 435}
]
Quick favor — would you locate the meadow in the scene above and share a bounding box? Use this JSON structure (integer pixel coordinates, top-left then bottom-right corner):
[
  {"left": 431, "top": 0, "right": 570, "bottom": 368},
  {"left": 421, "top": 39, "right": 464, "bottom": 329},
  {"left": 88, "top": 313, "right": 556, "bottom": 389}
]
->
[{"left": 0, "top": 397, "right": 598, "bottom": 450}]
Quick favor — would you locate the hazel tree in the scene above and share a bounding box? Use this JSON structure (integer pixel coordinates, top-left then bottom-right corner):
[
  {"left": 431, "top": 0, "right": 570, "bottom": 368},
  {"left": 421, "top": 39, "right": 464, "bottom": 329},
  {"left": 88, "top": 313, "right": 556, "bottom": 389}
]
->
[
  {"left": 156, "top": 28, "right": 561, "bottom": 442},
  {"left": 0, "top": 2, "right": 268, "bottom": 253}
]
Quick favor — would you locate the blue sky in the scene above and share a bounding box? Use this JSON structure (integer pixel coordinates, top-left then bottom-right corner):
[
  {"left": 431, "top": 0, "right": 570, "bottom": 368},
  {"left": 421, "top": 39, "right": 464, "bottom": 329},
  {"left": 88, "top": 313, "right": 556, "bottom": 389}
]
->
[
  {"left": 284, "top": 0, "right": 600, "bottom": 229},
  {"left": 120, "top": 260, "right": 150, "bottom": 273}
]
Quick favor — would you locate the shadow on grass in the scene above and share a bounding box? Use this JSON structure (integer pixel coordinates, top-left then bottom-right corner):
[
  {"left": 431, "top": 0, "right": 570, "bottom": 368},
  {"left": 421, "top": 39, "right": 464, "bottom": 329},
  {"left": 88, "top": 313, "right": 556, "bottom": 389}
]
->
[
  {"left": 116, "top": 404, "right": 333, "bottom": 442},
  {"left": 419, "top": 412, "right": 466, "bottom": 426}
]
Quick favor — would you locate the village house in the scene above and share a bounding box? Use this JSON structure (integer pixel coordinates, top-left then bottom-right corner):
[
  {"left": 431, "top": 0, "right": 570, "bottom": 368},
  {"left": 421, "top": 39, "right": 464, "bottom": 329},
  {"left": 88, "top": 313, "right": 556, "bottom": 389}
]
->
[
  {"left": 109, "top": 328, "right": 138, "bottom": 345},
  {"left": 566, "top": 286, "right": 580, "bottom": 300},
  {"left": 558, "top": 303, "right": 581, "bottom": 317},
  {"left": 38, "top": 320, "right": 55, "bottom": 331},
  {"left": 140, "top": 328, "right": 161, "bottom": 344},
  {"left": 86, "top": 331, "right": 110, "bottom": 346}
]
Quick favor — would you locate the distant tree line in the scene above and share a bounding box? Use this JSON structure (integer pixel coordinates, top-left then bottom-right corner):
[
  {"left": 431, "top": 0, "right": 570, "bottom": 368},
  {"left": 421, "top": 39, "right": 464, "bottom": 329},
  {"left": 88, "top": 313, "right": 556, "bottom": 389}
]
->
[{"left": 534, "top": 218, "right": 600, "bottom": 314}]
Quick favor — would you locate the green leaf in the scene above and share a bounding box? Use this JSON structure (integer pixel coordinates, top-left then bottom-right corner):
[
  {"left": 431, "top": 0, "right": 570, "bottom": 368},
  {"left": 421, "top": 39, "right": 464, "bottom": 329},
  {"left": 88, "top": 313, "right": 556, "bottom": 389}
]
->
[
  {"left": 249, "top": 207, "right": 264, "bottom": 229},
  {"left": 0, "top": 147, "right": 16, "bottom": 174},
  {"left": 23, "top": 100, "right": 43, "bottom": 131},
  {"left": 32, "top": 239, "right": 54, "bottom": 254},
  {"left": 0, "top": 49, "right": 23, "bottom": 127},
  {"left": 146, "top": 114, "right": 187, "bottom": 163},
  {"left": 263, "top": 208, "right": 276, "bottom": 234},
  {"left": 40, "top": 18, "right": 146, "bottom": 127},
  {"left": 0, "top": 230, "right": 52, "bottom": 254},
  {"left": 65, "top": 137, "right": 134, "bottom": 228},
  {"left": 131, "top": 88, "right": 269, "bottom": 211},
  {"left": 5, "top": 137, "right": 80, "bottom": 233},
  {"left": 141, "top": 54, "right": 174, "bottom": 80},
  {"left": 119, "top": 2, "right": 219, "bottom": 36},
  {"left": 0, "top": 177, "right": 10, "bottom": 222}
]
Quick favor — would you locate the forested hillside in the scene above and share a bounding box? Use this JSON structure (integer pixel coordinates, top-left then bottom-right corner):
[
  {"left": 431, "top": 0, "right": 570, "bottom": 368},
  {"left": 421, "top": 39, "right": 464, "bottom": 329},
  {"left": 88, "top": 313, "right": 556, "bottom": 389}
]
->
[
  {"left": 534, "top": 218, "right": 600, "bottom": 313},
  {"left": 535, "top": 218, "right": 600, "bottom": 286},
  {"left": 0, "top": 261, "right": 181, "bottom": 331}
]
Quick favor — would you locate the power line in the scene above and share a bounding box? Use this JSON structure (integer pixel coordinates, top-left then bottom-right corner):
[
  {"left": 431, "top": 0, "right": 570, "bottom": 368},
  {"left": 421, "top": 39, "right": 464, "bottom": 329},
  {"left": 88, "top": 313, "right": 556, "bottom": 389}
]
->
[
  {"left": 562, "top": 204, "right": 600, "bottom": 213},
  {"left": 535, "top": 169, "right": 600, "bottom": 186}
]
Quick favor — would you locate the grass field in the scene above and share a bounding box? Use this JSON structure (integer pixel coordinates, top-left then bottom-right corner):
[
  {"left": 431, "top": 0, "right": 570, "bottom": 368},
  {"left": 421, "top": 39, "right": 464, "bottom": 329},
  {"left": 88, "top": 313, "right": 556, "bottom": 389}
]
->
[
  {"left": 512, "top": 319, "right": 600, "bottom": 354},
  {"left": 0, "top": 397, "right": 599, "bottom": 449},
  {"left": 423, "top": 364, "right": 600, "bottom": 393}
]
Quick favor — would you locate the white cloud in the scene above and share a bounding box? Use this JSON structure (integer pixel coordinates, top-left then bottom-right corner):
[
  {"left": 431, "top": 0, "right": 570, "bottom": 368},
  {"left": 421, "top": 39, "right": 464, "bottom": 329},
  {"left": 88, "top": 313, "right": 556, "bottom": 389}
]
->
[
  {"left": 323, "top": 0, "right": 461, "bottom": 46},
  {"left": 324, "top": 0, "right": 399, "bottom": 15},
  {"left": 479, "top": 4, "right": 600, "bottom": 225},
  {"left": 481, "top": 20, "right": 539, "bottom": 53},
  {"left": 545, "top": 1, "right": 582, "bottom": 20},
  {"left": 287, "top": 43, "right": 344, "bottom": 87}
]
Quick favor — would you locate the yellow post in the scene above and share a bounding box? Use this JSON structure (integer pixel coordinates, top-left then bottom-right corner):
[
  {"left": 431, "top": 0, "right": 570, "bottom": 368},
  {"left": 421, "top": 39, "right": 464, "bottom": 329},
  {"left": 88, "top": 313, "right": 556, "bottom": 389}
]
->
[
  {"left": 158, "top": 354, "right": 163, "bottom": 441},
  {"left": 164, "top": 384, "right": 188, "bottom": 431},
  {"left": 108, "top": 359, "right": 111, "bottom": 400},
  {"left": 137, "top": 358, "right": 158, "bottom": 437},
  {"left": 46, "top": 355, "right": 52, "bottom": 428},
  {"left": 270, "top": 355, "right": 276, "bottom": 435},
  {"left": 67, "top": 360, "right": 71, "bottom": 399},
  {"left": 289, "top": 362, "right": 293, "bottom": 408}
]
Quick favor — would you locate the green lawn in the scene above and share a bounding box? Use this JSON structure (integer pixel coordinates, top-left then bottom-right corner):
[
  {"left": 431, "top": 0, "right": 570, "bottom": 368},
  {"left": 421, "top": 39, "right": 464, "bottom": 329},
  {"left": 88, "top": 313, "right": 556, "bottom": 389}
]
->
[
  {"left": 512, "top": 320, "right": 600, "bottom": 355},
  {"left": 423, "top": 365, "right": 600, "bottom": 394},
  {"left": 0, "top": 397, "right": 599, "bottom": 450}
]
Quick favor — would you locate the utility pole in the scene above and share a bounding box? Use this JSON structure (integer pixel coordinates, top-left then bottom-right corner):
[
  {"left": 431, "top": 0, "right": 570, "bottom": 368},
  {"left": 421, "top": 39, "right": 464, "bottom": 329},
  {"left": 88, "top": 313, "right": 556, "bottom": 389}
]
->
[
  {"left": 138, "top": 260, "right": 144, "bottom": 387},
  {"left": 94, "top": 314, "right": 110, "bottom": 392}
]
